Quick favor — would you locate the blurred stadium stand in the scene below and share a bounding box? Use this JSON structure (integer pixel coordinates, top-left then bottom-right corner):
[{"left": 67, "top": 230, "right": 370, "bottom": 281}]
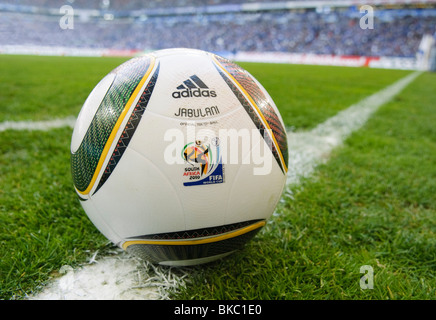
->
[{"left": 0, "top": 0, "right": 435, "bottom": 69}]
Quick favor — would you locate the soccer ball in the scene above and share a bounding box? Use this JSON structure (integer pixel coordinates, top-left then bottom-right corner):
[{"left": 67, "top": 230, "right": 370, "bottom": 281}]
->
[{"left": 71, "top": 48, "right": 288, "bottom": 266}]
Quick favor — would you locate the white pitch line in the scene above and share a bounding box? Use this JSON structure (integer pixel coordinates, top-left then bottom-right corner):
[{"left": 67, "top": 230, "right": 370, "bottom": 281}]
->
[
  {"left": 28, "top": 249, "right": 189, "bottom": 300},
  {"left": 286, "top": 71, "right": 421, "bottom": 185},
  {"left": 0, "top": 116, "right": 76, "bottom": 132},
  {"left": 26, "top": 71, "right": 420, "bottom": 300}
]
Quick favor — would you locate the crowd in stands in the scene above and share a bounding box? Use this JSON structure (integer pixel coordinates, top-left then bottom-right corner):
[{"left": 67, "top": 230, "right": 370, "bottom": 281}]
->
[
  {"left": 1, "top": 0, "right": 336, "bottom": 10},
  {"left": 0, "top": 3, "right": 435, "bottom": 58}
]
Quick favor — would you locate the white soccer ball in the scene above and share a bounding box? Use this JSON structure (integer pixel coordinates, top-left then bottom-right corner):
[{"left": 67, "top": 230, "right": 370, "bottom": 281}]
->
[{"left": 71, "top": 48, "right": 288, "bottom": 266}]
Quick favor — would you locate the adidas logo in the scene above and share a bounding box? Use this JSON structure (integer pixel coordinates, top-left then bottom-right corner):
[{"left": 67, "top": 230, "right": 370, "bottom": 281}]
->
[{"left": 172, "top": 75, "right": 217, "bottom": 99}]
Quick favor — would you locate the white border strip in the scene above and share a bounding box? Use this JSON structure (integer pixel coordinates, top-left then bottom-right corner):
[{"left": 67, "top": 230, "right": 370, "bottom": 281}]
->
[{"left": 0, "top": 116, "right": 76, "bottom": 132}]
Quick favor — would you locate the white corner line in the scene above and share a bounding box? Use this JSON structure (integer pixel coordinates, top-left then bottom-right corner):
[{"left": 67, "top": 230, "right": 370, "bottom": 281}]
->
[
  {"left": 286, "top": 71, "right": 422, "bottom": 185},
  {"left": 0, "top": 116, "right": 76, "bottom": 132}
]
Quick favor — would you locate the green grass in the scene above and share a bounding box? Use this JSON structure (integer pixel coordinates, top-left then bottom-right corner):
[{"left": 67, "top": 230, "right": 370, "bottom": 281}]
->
[
  {"left": 0, "top": 128, "right": 111, "bottom": 298},
  {"left": 0, "top": 54, "right": 435, "bottom": 300},
  {"left": 0, "top": 55, "right": 128, "bottom": 122}
]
